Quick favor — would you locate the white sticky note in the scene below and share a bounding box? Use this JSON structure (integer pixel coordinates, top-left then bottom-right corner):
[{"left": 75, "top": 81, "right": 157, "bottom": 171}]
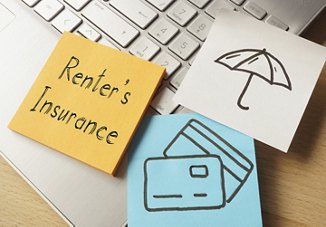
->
[{"left": 174, "top": 10, "right": 326, "bottom": 152}]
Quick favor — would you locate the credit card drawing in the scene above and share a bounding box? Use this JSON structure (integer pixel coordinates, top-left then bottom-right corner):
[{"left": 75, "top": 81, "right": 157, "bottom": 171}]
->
[
  {"left": 129, "top": 114, "right": 262, "bottom": 227},
  {"left": 144, "top": 155, "right": 226, "bottom": 212},
  {"left": 143, "top": 119, "right": 254, "bottom": 212},
  {"left": 163, "top": 119, "right": 254, "bottom": 203}
]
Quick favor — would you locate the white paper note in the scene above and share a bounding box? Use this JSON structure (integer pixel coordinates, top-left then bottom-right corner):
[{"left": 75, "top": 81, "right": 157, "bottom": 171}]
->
[{"left": 174, "top": 10, "right": 326, "bottom": 152}]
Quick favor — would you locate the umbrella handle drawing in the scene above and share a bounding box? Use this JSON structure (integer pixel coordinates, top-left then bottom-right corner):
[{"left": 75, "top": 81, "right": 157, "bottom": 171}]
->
[{"left": 237, "top": 73, "right": 254, "bottom": 110}]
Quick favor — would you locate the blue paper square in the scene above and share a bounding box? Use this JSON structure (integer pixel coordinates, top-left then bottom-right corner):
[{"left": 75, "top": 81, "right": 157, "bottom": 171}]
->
[{"left": 128, "top": 113, "right": 262, "bottom": 227}]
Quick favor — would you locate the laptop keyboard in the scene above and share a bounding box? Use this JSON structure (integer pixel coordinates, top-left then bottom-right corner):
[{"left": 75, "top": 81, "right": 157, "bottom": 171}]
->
[{"left": 22, "top": 0, "right": 289, "bottom": 115}]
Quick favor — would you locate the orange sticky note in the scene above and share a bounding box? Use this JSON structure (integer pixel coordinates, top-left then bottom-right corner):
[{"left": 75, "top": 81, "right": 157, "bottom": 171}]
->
[{"left": 9, "top": 32, "right": 164, "bottom": 175}]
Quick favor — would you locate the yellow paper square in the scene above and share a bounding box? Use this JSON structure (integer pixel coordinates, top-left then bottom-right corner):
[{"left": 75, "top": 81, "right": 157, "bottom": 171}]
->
[{"left": 8, "top": 32, "right": 164, "bottom": 175}]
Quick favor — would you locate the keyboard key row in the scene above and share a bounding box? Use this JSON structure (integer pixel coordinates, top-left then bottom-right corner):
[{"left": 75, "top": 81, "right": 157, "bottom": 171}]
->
[
  {"left": 64, "top": 0, "right": 90, "bottom": 11},
  {"left": 77, "top": 23, "right": 101, "bottom": 41},
  {"left": 149, "top": 18, "right": 179, "bottom": 45},
  {"left": 167, "top": 1, "right": 197, "bottom": 26},
  {"left": 32, "top": 0, "right": 186, "bottom": 80},
  {"left": 266, "top": 15, "right": 289, "bottom": 31},
  {"left": 110, "top": 0, "right": 158, "bottom": 29},
  {"left": 243, "top": 1, "right": 266, "bottom": 20},
  {"left": 34, "top": 0, "right": 63, "bottom": 21},
  {"left": 52, "top": 9, "right": 82, "bottom": 33},
  {"left": 205, "top": 0, "right": 235, "bottom": 18},
  {"left": 187, "top": 14, "right": 213, "bottom": 41},
  {"left": 22, "top": 0, "right": 41, "bottom": 7},
  {"left": 205, "top": 0, "right": 288, "bottom": 30},
  {"left": 129, "top": 37, "right": 160, "bottom": 60},
  {"left": 82, "top": 1, "right": 139, "bottom": 47},
  {"left": 188, "top": 0, "right": 211, "bottom": 9},
  {"left": 153, "top": 52, "right": 181, "bottom": 79},
  {"left": 146, "top": 0, "right": 175, "bottom": 12},
  {"left": 230, "top": 0, "right": 245, "bottom": 6},
  {"left": 98, "top": 38, "right": 119, "bottom": 50},
  {"left": 169, "top": 33, "right": 199, "bottom": 60}
]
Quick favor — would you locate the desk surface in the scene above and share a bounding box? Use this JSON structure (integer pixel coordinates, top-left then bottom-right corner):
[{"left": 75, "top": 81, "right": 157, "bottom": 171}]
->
[{"left": 1, "top": 13, "right": 326, "bottom": 227}]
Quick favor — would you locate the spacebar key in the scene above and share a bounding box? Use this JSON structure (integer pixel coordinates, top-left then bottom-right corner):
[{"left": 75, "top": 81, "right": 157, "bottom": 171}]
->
[{"left": 82, "top": 1, "right": 139, "bottom": 47}]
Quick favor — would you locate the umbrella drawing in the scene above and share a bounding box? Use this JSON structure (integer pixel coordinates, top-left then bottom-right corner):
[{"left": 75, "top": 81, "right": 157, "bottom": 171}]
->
[{"left": 214, "top": 48, "right": 292, "bottom": 110}]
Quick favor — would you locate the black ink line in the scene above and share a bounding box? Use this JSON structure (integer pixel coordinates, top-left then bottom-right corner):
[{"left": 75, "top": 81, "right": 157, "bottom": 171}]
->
[
  {"left": 189, "top": 124, "right": 250, "bottom": 172},
  {"left": 223, "top": 166, "right": 242, "bottom": 183},
  {"left": 237, "top": 73, "right": 253, "bottom": 110},
  {"left": 247, "top": 57, "right": 259, "bottom": 65},
  {"left": 188, "top": 120, "right": 253, "bottom": 171},
  {"left": 189, "top": 165, "right": 209, "bottom": 178},
  {"left": 225, "top": 54, "right": 241, "bottom": 59},
  {"left": 232, "top": 49, "right": 264, "bottom": 69},
  {"left": 193, "top": 193, "right": 207, "bottom": 197},
  {"left": 153, "top": 194, "right": 182, "bottom": 199},
  {"left": 144, "top": 158, "right": 149, "bottom": 211},
  {"left": 30, "top": 86, "right": 51, "bottom": 112},
  {"left": 143, "top": 154, "right": 227, "bottom": 211},
  {"left": 268, "top": 53, "right": 292, "bottom": 90},
  {"left": 146, "top": 205, "right": 224, "bottom": 212},
  {"left": 186, "top": 119, "right": 254, "bottom": 203},
  {"left": 180, "top": 132, "right": 210, "bottom": 155},
  {"left": 163, "top": 122, "right": 191, "bottom": 157},
  {"left": 265, "top": 52, "right": 274, "bottom": 85}
]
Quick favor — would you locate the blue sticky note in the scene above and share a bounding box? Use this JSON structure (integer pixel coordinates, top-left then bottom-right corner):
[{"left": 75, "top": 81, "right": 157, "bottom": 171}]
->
[{"left": 128, "top": 113, "right": 262, "bottom": 227}]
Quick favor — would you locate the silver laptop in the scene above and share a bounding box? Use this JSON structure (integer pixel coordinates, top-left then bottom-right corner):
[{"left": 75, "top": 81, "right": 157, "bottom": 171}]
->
[{"left": 0, "top": 0, "right": 325, "bottom": 226}]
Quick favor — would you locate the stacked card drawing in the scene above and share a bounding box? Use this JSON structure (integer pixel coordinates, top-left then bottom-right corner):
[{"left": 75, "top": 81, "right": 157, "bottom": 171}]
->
[
  {"left": 128, "top": 113, "right": 262, "bottom": 227},
  {"left": 144, "top": 119, "right": 254, "bottom": 211}
]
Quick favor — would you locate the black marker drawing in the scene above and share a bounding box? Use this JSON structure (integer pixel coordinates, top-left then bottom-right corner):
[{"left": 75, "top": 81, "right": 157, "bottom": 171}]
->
[
  {"left": 144, "top": 155, "right": 226, "bottom": 212},
  {"left": 143, "top": 119, "right": 254, "bottom": 212},
  {"left": 215, "top": 48, "right": 292, "bottom": 110}
]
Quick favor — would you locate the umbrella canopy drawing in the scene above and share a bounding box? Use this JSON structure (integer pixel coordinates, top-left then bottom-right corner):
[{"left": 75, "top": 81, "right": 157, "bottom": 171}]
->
[{"left": 215, "top": 48, "right": 292, "bottom": 110}]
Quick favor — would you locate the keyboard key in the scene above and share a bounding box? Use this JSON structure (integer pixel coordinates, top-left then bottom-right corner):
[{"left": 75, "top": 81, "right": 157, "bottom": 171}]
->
[
  {"left": 230, "top": 0, "right": 245, "bottom": 5},
  {"left": 98, "top": 38, "right": 119, "bottom": 50},
  {"left": 77, "top": 23, "right": 101, "bottom": 41},
  {"left": 82, "top": 1, "right": 139, "bottom": 47},
  {"left": 22, "top": 0, "right": 41, "bottom": 7},
  {"left": 110, "top": 0, "right": 157, "bottom": 29},
  {"left": 173, "top": 106, "right": 192, "bottom": 114},
  {"left": 244, "top": 2, "right": 267, "bottom": 20},
  {"left": 188, "top": 0, "right": 211, "bottom": 8},
  {"left": 129, "top": 37, "right": 160, "bottom": 61},
  {"left": 73, "top": 31, "right": 83, "bottom": 37},
  {"left": 266, "top": 15, "right": 289, "bottom": 31},
  {"left": 187, "top": 14, "right": 213, "bottom": 41},
  {"left": 146, "top": 0, "right": 175, "bottom": 11},
  {"left": 205, "top": 0, "right": 235, "bottom": 18},
  {"left": 167, "top": 2, "right": 197, "bottom": 26},
  {"left": 149, "top": 19, "right": 179, "bottom": 45},
  {"left": 169, "top": 34, "right": 199, "bottom": 60},
  {"left": 34, "top": 0, "right": 64, "bottom": 21},
  {"left": 51, "top": 9, "right": 82, "bottom": 33},
  {"left": 64, "top": 0, "right": 90, "bottom": 11},
  {"left": 188, "top": 52, "right": 197, "bottom": 65},
  {"left": 170, "top": 67, "right": 188, "bottom": 89},
  {"left": 153, "top": 52, "right": 181, "bottom": 79},
  {"left": 146, "top": 106, "right": 160, "bottom": 115},
  {"left": 151, "top": 88, "right": 178, "bottom": 114}
]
